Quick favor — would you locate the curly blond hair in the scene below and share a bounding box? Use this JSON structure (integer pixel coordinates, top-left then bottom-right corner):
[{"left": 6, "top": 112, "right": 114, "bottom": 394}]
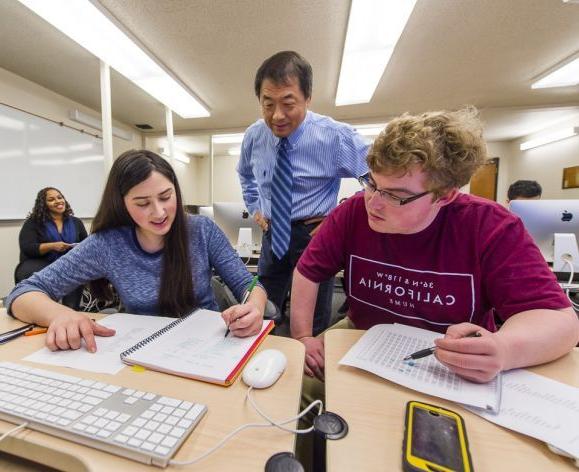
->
[{"left": 367, "top": 107, "right": 487, "bottom": 198}]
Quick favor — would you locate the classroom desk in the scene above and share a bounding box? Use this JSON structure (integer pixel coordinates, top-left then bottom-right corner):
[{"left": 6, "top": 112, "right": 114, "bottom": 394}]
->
[
  {"left": 324, "top": 329, "right": 579, "bottom": 471},
  {"left": 0, "top": 310, "right": 305, "bottom": 471}
]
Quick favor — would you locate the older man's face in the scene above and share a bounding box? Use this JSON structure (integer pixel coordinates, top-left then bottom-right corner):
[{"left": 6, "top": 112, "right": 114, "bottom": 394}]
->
[{"left": 259, "top": 77, "right": 310, "bottom": 138}]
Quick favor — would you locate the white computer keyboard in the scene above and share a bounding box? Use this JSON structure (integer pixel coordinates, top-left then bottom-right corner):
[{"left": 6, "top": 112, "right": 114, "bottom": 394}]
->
[{"left": 0, "top": 362, "right": 207, "bottom": 467}]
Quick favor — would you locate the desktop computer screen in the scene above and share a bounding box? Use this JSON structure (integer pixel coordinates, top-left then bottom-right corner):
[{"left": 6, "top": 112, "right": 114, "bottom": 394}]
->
[
  {"left": 212, "top": 202, "right": 263, "bottom": 247},
  {"left": 510, "top": 199, "right": 579, "bottom": 272}
]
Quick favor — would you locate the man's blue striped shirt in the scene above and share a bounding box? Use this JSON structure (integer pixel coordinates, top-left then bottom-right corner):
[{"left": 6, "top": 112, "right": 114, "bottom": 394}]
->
[{"left": 237, "top": 111, "right": 369, "bottom": 220}]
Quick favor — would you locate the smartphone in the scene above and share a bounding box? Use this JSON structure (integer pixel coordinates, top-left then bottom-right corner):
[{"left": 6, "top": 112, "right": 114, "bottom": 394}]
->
[{"left": 403, "top": 401, "right": 473, "bottom": 472}]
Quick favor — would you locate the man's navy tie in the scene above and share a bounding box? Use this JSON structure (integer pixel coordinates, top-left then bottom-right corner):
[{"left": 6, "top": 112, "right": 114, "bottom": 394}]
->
[{"left": 271, "top": 138, "right": 293, "bottom": 259}]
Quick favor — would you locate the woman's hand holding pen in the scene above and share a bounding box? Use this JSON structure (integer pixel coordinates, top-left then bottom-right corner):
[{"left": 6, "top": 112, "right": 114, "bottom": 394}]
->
[
  {"left": 46, "top": 312, "right": 115, "bottom": 353},
  {"left": 433, "top": 322, "right": 509, "bottom": 383},
  {"left": 221, "top": 301, "right": 263, "bottom": 337}
]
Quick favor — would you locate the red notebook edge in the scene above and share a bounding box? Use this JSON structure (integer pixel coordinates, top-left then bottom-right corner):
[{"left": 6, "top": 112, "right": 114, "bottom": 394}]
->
[{"left": 223, "top": 320, "right": 275, "bottom": 386}]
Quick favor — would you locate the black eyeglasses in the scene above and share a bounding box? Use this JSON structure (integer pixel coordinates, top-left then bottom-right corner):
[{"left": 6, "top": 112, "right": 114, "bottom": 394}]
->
[{"left": 358, "top": 174, "right": 431, "bottom": 206}]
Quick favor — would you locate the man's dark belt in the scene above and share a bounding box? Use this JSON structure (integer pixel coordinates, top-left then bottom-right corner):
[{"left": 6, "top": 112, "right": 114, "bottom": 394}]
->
[{"left": 291, "top": 216, "right": 325, "bottom": 226}]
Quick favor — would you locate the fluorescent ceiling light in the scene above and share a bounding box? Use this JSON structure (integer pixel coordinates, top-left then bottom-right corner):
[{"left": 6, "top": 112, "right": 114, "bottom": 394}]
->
[
  {"left": 532, "top": 55, "right": 579, "bottom": 89},
  {"left": 355, "top": 123, "right": 387, "bottom": 136},
  {"left": 212, "top": 133, "right": 245, "bottom": 144},
  {"left": 520, "top": 127, "right": 579, "bottom": 151},
  {"left": 159, "top": 147, "right": 191, "bottom": 164},
  {"left": 336, "top": 0, "right": 417, "bottom": 106},
  {"left": 69, "top": 110, "right": 133, "bottom": 141},
  {"left": 17, "top": 0, "right": 209, "bottom": 119}
]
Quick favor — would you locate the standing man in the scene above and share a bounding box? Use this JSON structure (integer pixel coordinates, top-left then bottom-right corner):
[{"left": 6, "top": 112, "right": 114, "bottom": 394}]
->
[{"left": 237, "top": 51, "right": 369, "bottom": 335}]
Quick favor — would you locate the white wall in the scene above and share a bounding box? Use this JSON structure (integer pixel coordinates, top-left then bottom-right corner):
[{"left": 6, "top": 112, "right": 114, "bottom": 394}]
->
[
  {"left": 486, "top": 141, "right": 514, "bottom": 205},
  {"left": 507, "top": 118, "right": 579, "bottom": 200},
  {"left": 0, "top": 66, "right": 141, "bottom": 298},
  {"left": 213, "top": 155, "right": 242, "bottom": 202},
  {"left": 143, "top": 135, "right": 211, "bottom": 205}
]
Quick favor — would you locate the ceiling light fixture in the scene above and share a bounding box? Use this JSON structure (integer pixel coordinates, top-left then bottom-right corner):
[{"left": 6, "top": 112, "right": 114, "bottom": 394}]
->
[
  {"left": 519, "top": 127, "right": 579, "bottom": 151},
  {"left": 17, "top": 0, "right": 209, "bottom": 119},
  {"left": 531, "top": 54, "right": 579, "bottom": 89},
  {"left": 335, "top": 0, "right": 417, "bottom": 106}
]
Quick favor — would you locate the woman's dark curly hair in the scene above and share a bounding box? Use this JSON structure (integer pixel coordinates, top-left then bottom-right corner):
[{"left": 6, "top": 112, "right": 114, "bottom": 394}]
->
[{"left": 28, "top": 187, "right": 73, "bottom": 224}]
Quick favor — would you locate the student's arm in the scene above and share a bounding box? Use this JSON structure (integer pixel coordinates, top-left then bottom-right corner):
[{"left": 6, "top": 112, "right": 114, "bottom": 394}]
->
[
  {"left": 206, "top": 219, "right": 265, "bottom": 337},
  {"left": 434, "top": 307, "right": 579, "bottom": 383},
  {"left": 11, "top": 293, "right": 115, "bottom": 352},
  {"left": 435, "top": 213, "right": 578, "bottom": 382},
  {"left": 290, "top": 268, "right": 325, "bottom": 380},
  {"left": 8, "top": 234, "right": 115, "bottom": 351},
  {"left": 19, "top": 218, "right": 72, "bottom": 256}
]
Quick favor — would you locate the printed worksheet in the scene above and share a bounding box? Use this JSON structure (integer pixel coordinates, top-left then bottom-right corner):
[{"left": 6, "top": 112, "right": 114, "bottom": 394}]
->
[
  {"left": 339, "top": 323, "right": 501, "bottom": 411},
  {"left": 465, "top": 369, "right": 579, "bottom": 459},
  {"left": 24, "top": 314, "right": 174, "bottom": 374}
]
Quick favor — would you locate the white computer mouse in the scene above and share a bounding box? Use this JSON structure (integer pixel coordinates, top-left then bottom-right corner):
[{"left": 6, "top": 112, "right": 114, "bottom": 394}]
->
[{"left": 242, "top": 349, "right": 287, "bottom": 389}]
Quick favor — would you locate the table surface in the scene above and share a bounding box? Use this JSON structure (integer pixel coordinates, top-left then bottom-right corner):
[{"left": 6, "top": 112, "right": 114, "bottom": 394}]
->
[
  {"left": 0, "top": 311, "right": 305, "bottom": 472},
  {"left": 325, "top": 329, "right": 579, "bottom": 472}
]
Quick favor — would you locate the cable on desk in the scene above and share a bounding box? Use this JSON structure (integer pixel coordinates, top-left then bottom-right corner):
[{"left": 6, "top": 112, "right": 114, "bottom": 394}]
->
[
  {"left": 169, "top": 387, "right": 324, "bottom": 467},
  {"left": 562, "top": 259, "right": 579, "bottom": 310},
  {"left": 0, "top": 422, "right": 29, "bottom": 442}
]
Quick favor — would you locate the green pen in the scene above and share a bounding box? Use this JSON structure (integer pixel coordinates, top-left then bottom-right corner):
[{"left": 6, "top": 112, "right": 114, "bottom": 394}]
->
[{"left": 225, "top": 275, "right": 259, "bottom": 338}]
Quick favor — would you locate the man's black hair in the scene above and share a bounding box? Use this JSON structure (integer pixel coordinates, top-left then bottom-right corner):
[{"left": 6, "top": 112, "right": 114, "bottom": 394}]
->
[
  {"left": 254, "top": 51, "right": 313, "bottom": 99},
  {"left": 507, "top": 180, "right": 543, "bottom": 200}
]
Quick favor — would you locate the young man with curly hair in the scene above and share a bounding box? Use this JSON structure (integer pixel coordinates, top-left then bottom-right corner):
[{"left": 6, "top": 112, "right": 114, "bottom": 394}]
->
[{"left": 291, "top": 107, "right": 578, "bottom": 385}]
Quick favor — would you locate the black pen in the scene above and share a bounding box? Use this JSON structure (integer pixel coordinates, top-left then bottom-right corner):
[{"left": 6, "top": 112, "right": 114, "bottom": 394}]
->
[
  {"left": 0, "top": 324, "right": 35, "bottom": 345},
  {"left": 403, "top": 331, "right": 481, "bottom": 361},
  {"left": 225, "top": 275, "right": 258, "bottom": 338}
]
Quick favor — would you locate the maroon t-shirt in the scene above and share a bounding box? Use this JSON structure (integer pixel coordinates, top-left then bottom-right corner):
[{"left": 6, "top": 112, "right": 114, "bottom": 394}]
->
[{"left": 297, "top": 192, "right": 570, "bottom": 333}]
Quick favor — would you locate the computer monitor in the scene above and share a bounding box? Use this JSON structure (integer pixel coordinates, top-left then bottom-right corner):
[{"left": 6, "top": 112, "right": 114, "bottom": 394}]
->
[
  {"left": 212, "top": 202, "right": 263, "bottom": 249},
  {"left": 198, "top": 206, "right": 214, "bottom": 220},
  {"left": 510, "top": 199, "right": 579, "bottom": 272}
]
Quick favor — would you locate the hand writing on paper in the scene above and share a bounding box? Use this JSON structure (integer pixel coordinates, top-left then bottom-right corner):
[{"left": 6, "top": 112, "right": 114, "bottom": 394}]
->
[
  {"left": 299, "top": 336, "right": 325, "bottom": 381},
  {"left": 46, "top": 313, "right": 116, "bottom": 353},
  {"left": 222, "top": 302, "right": 263, "bottom": 337},
  {"left": 434, "top": 322, "right": 508, "bottom": 383}
]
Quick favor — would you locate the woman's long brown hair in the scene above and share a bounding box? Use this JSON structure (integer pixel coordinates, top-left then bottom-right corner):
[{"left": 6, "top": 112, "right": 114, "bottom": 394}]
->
[{"left": 90, "top": 150, "right": 195, "bottom": 317}]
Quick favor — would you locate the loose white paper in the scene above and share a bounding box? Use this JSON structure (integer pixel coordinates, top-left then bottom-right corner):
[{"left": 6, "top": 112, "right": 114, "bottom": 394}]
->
[
  {"left": 339, "top": 323, "right": 501, "bottom": 412},
  {"left": 466, "top": 369, "right": 579, "bottom": 459},
  {"left": 24, "top": 313, "right": 174, "bottom": 374}
]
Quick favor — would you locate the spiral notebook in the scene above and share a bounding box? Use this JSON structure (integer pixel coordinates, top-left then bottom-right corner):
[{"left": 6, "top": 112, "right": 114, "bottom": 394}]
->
[{"left": 120, "top": 309, "right": 274, "bottom": 386}]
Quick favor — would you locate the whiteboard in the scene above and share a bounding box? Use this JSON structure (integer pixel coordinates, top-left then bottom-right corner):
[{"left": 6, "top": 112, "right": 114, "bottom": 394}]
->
[{"left": 0, "top": 103, "right": 104, "bottom": 219}]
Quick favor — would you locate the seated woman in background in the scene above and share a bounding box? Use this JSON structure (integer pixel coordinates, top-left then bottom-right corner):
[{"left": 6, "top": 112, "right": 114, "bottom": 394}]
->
[
  {"left": 7, "top": 150, "right": 266, "bottom": 353},
  {"left": 16, "top": 187, "right": 87, "bottom": 310}
]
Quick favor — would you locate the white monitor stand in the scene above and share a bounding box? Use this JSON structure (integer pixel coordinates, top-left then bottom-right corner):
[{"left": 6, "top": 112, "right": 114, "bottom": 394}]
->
[{"left": 553, "top": 233, "right": 579, "bottom": 272}]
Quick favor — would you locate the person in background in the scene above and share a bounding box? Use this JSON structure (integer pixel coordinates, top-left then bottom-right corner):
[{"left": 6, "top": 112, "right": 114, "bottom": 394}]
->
[
  {"left": 7, "top": 150, "right": 266, "bottom": 352},
  {"left": 237, "top": 50, "right": 369, "bottom": 335},
  {"left": 291, "top": 107, "right": 577, "bottom": 388},
  {"left": 16, "top": 187, "right": 87, "bottom": 310},
  {"left": 507, "top": 179, "right": 542, "bottom": 203}
]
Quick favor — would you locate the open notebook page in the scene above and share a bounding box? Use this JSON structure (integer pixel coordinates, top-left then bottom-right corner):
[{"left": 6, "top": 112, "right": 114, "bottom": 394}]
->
[
  {"left": 123, "top": 309, "right": 272, "bottom": 384},
  {"left": 339, "top": 323, "right": 501, "bottom": 412}
]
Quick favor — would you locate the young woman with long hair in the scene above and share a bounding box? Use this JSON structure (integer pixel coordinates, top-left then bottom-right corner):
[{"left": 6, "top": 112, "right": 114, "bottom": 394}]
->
[
  {"left": 16, "top": 187, "right": 87, "bottom": 310},
  {"left": 7, "top": 150, "right": 266, "bottom": 352}
]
